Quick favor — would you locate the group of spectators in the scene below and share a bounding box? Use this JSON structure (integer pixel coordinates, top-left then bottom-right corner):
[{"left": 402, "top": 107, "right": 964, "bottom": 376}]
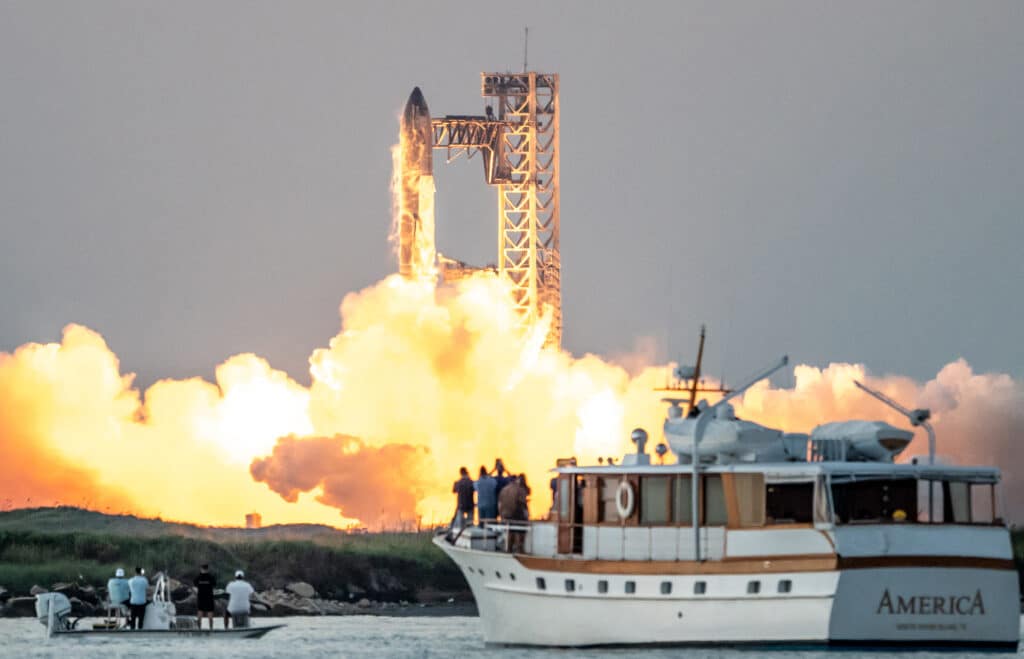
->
[
  {"left": 106, "top": 564, "right": 255, "bottom": 630},
  {"left": 452, "top": 459, "right": 530, "bottom": 529}
]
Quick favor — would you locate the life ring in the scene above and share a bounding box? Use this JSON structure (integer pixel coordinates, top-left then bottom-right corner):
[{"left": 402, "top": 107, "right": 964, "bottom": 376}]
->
[{"left": 615, "top": 480, "right": 635, "bottom": 519}]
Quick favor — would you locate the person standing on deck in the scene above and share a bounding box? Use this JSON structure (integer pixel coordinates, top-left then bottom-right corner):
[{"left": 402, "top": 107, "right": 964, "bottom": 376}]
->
[
  {"left": 475, "top": 466, "right": 498, "bottom": 524},
  {"left": 127, "top": 567, "right": 148, "bottom": 630},
  {"left": 452, "top": 467, "right": 475, "bottom": 529},
  {"left": 194, "top": 564, "right": 216, "bottom": 629},
  {"left": 225, "top": 570, "right": 255, "bottom": 628}
]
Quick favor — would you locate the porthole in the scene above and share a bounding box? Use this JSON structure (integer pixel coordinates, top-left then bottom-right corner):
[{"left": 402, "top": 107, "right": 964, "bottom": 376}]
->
[
  {"left": 660, "top": 581, "right": 672, "bottom": 595},
  {"left": 778, "top": 579, "right": 792, "bottom": 594},
  {"left": 598, "top": 580, "right": 608, "bottom": 594},
  {"left": 509, "top": 573, "right": 516, "bottom": 581},
  {"left": 495, "top": 572, "right": 501, "bottom": 579},
  {"left": 565, "top": 579, "right": 575, "bottom": 592},
  {"left": 747, "top": 580, "right": 761, "bottom": 595},
  {"left": 625, "top": 581, "right": 636, "bottom": 594},
  {"left": 694, "top": 581, "right": 707, "bottom": 595},
  {"left": 536, "top": 577, "right": 546, "bottom": 590}
]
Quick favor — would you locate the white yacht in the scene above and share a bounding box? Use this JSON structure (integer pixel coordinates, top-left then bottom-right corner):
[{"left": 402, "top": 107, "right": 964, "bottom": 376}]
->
[{"left": 434, "top": 336, "right": 1020, "bottom": 650}]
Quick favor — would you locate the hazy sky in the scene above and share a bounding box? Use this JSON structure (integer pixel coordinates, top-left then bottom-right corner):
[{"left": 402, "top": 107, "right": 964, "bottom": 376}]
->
[{"left": 1, "top": 1, "right": 1021, "bottom": 388}]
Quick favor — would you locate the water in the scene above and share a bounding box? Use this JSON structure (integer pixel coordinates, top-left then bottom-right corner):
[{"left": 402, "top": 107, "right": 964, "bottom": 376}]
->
[{"left": 0, "top": 616, "right": 1021, "bottom": 658}]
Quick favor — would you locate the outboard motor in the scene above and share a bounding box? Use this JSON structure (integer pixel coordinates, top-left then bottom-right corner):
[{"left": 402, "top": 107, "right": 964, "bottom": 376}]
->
[{"left": 35, "top": 593, "right": 73, "bottom": 634}]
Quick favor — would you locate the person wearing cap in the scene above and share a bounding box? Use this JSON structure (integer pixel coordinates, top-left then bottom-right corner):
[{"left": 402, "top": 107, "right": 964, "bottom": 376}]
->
[
  {"left": 106, "top": 568, "right": 130, "bottom": 623},
  {"left": 127, "top": 567, "right": 149, "bottom": 630},
  {"left": 224, "top": 570, "right": 255, "bottom": 628},
  {"left": 193, "top": 564, "right": 217, "bottom": 629}
]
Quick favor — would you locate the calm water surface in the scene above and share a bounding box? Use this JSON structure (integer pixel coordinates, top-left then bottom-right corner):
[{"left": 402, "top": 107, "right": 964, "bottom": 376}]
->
[{"left": 0, "top": 616, "right": 1021, "bottom": 658}]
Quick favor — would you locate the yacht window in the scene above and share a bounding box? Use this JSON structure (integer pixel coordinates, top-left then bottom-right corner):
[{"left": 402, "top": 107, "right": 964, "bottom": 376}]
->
[
  {"left": 495, "top": 572, "right": 501, "bottom": 579},
  {"left": 831, "top": 479, "right": 916, "bottom": 524},
  {"left": 598, "top": 478, "right": 620, "bottom": 523},
  {"left": 641, "top": 476, "right": 671, "bottom": 524},
  {"left": 733, "top": 473, "right": 766, "bottom": 527},
  {"left": 598, "top": 580, "right": 608, "bottom": 594},
  {"left": 558, "top": 477, "right": 572, "bottom": 519},
  {"left": 509, "top": 573, "right": 516, "bottom": 581},
  {"left": 945, "top": 481, "right": 970, "bottom": 523},
  {"left": 625, "top": 581, "right": 636, "bottom": 594},
  {"left": 694, "top": 581, "right": 706, "bottom": 595},
  {"left": 672, "top": 476, "right": 693, "bottom": 524},
  {"left": 971, "top": 484, "right": 995, "bottom": 524},
  {"left": 777, "top": 579, "right": 792, "bottom": 594},
  {"left": 747, "top": 580, "right": 761, "bottom": 594},
  {"left": 766, "top": 482, "right": 814, "bottom": 524},
  {"left": 536, "top": 577, "right": 546, "bottom": 591},
  {"left": 660, "top": 581, "right": 672, "bottom": 595},
  {"left": 565, "top": 579, "right": 575, "bottom": 592},
  {"left": 703, "top": 475, "right": 728, "bottom": 526}
]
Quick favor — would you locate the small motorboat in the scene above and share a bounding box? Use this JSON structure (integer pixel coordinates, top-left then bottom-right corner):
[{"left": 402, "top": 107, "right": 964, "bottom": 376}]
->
[{"left": 36, "top": 573, "right": 284, "bottom": 640}]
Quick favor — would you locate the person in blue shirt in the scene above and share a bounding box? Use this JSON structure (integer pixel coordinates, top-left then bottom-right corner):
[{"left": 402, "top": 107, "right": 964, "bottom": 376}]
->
[
  {"left": 475, "top": 466, "right": 498, "bottom": 523},
  {"left": 127, "top": 567, "right": 149, "bottom": 630},
  {"left": 106, "top": 567, "right": 130, "bottom": 622}
]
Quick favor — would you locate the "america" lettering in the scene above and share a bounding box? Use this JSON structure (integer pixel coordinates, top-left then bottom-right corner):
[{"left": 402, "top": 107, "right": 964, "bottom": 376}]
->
[{"left": 875, "top": 589, "right": 985, "bottom": 616}]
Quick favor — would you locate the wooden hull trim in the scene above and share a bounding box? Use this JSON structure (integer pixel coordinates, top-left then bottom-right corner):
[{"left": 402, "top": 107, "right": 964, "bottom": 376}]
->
[{"left": 514, "top": 554, "right": 1015, "bottom": 575}]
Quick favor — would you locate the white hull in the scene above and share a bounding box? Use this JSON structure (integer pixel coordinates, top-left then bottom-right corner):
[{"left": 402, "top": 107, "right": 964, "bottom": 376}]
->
[{"left": 435, "top": 537, "right": 1019, "bottom": 649}]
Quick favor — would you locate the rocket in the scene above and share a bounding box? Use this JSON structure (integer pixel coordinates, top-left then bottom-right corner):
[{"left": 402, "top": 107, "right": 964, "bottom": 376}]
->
[{"left": 398, "top": 87, "right": 435, "bottom": 279}]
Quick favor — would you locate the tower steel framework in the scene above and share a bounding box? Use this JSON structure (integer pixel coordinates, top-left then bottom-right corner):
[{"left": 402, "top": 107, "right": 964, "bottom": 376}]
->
[{"left": 431, "top": 72, "right": 561, "bottom": 347}]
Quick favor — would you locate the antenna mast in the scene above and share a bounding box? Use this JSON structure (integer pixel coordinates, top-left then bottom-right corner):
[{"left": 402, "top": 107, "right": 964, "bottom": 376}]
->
[{"left": 523, "top": 27, "right": 529, "bottom": 72}]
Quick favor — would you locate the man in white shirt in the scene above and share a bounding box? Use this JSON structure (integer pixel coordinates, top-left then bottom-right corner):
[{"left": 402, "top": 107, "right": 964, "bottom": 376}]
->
[{"left": 225, "top": 570, "right": 255, "bottom": 628}]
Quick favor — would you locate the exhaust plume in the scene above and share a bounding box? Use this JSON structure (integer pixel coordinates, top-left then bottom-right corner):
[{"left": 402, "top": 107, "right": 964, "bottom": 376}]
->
[{"left": 250, "top": 435, "right": 429, "bottom": 528}]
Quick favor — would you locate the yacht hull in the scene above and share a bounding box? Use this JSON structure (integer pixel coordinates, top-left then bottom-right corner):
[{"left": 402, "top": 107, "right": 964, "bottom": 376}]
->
[{"left": 435, "top": 537, "right": 1019, "bottom": 649}]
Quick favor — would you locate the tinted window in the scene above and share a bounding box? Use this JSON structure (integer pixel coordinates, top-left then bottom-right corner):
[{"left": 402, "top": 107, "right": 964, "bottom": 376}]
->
[
  {"left": 704, "top": 475, "right": 728, "bottom": 526},
  {"left": 641, "top": 476, "right": 670, "bottom": 524},
  {"left": 831, "top": 479, "right": 916, "bottom": 524},
  {"left": 766, "top": 482, "right": 814, "bottom": 524},
  {"left": 673, "top": 476, "right": 693, "bottom": 524}
]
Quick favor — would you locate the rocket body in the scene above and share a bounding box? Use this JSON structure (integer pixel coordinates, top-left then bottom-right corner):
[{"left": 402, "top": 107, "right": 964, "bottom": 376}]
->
[{"left": 398, "top": 87, "right": 435, "bottom": 279}]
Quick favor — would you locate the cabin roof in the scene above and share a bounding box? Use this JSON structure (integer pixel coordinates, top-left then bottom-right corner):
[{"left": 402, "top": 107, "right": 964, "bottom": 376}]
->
[{"left": 554, "top": 461, "right": 1000, "bottom": 483}]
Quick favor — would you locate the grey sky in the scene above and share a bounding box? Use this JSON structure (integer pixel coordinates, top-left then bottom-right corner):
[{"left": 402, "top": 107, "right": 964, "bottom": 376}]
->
[{"left": 1, "top": 1, "right": 1022, "bottom": 389}]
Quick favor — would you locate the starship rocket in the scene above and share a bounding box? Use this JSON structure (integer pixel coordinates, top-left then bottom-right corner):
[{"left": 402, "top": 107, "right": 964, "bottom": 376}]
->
[{"left": 398, "top": 86, "right": 435, "bottom": 279}]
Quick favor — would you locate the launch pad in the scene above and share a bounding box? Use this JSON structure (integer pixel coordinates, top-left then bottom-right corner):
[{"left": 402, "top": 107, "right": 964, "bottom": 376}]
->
[{"left": 398, "top": 73, "right": 561, "bottom": 347}]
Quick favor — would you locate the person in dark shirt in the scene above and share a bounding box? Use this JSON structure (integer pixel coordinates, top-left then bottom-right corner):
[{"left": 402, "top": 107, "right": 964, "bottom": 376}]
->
[
  {"left": 194, "top": 564, "right": 216, "bottom": 629},
  {"left": 452, "top": 467, "right": 475, "bottom": 529}
]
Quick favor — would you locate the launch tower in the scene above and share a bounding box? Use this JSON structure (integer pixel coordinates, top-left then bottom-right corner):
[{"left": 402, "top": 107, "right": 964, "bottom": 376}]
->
[{"left": 431, "top": 73, "right": 561, "bottom": 347}]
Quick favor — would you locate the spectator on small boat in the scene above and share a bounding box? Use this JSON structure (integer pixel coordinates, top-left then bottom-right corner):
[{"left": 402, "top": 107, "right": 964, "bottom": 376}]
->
[
  {"left": 452, "top": 466, "right": 475, "bottom": 529},
  {"left": 194, "top": 564, "right": 216, "bottom": 630},
  {"left": 106, "top": 567, "right": 130, "bottom": 620},
  {"left": 225, "top": 570, "right": 255, "bottom": 629},
  {"left": 127, "top": 567, "right": 148, "bottom": 630},
  {"left": 475, "top": 466, "right": 498, "bottom": 524}
]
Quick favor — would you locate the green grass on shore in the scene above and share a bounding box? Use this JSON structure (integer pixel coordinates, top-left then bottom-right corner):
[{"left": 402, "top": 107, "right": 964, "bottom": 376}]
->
[{"left": 0, "top": 508, "right": 464, "bottom": 600}]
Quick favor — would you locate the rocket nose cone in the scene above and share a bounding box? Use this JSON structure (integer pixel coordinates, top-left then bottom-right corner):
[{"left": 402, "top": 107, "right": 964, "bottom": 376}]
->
[{"left": 404, "top": 86, "right": 430, "bottom": 121}]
